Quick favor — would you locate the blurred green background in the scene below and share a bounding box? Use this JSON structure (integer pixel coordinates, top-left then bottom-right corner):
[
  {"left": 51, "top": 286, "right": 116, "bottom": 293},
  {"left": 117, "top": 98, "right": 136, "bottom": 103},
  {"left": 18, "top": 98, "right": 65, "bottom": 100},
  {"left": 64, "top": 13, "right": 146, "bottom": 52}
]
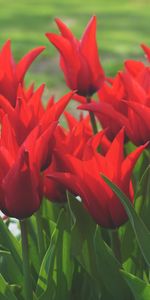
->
[{"left": 0, "top": 0, "right": 150, "bottom": 98}]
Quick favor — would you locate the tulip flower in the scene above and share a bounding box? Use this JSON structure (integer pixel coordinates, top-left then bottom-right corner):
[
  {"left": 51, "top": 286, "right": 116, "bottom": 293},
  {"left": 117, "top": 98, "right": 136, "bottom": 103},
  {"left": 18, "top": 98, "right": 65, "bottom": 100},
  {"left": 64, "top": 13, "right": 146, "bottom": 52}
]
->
[
  {"left": 79, "top": 59, "right": 150, "bottom": 145},
  {"left": 46, "top": 16, "right": 105, "bottom": 96},
  {"left": 47, "top": 129, "right": 147, "bottom": 228},
  {"left": 44, "top": 115, "right": 109, "bottom": 203},
  {"left": 77, "top": 43, "right": 150, "bottom": 144},
  {"left": 0, "top": 86, "right": 73, "bottom": 145},
  {"left": 0, "top": 114, "right": 57, "bottom": 219},
  {"left": 0, "top": 148, "right": 42, "bottom": 219},
  {"left": 43, "top": 118, "right": 92, "bottom": 202},
  {"left": 78, "top": 73, "right": 130, "bottom": 141},
  {"left": 0, "top": 40, "right": 45, "bottom": 106}
]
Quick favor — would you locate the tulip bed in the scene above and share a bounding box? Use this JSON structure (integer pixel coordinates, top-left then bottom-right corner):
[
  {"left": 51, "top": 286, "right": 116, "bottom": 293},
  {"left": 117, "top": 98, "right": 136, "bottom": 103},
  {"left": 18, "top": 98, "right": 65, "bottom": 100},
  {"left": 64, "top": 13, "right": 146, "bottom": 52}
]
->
[{"left": 0, "top": 15, "right": 150, "bottom": 300}]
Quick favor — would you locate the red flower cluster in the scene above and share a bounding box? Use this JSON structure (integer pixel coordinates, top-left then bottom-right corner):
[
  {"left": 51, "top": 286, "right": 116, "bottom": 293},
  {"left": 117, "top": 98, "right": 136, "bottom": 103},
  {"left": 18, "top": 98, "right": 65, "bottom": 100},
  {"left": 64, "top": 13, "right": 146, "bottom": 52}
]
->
[
  {"left": 49, "top": 128, "right": 146, "bottom": 228},
  {"left": 80, "top": 44, "right": 150, "bottom": 145},
  {"left": 0, "top": 16, "right": 148, "bottom": 229},
  {"left": 0, "top": 43, "right": 73, "bottom": 218}
]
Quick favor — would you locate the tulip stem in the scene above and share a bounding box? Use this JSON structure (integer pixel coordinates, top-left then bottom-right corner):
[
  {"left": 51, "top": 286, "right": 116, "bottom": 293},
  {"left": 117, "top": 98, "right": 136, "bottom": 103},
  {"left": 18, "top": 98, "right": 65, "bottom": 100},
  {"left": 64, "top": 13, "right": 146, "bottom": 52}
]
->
[
  {"left": 86, "top": 96, "right": 98, "bottom": 134},
  {"left": 20, "top": 219, "right": 33, "bottom": 300},
  {"left": 36, "top": 209, "right": 45, "bottom": 263},
  {"left": 110, "top": 230, "right": 121, "bottom": 263}
]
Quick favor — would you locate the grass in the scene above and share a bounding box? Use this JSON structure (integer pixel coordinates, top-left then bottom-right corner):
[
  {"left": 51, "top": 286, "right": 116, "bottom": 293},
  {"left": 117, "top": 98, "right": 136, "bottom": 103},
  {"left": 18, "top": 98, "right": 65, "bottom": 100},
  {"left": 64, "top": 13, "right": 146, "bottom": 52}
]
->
[{"left": 0, "top": 0, "right": 150, "bottom": 97}]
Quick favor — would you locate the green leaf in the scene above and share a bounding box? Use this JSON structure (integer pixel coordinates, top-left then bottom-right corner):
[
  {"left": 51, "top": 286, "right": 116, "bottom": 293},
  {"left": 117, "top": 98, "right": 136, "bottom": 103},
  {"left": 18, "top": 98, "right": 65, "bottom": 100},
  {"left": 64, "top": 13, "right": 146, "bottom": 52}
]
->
[
  {"left": 38, "top": 206, "right": 74, "bottom": 300},
  {"left": 68, "top": 193, "right": 105, "bottom": 299},
  {"left": 36, "top": 209, "right": 68, "bottom": 299},
  {"left": 27, "top": 216, "right": 40, "bottom": 274},
  {"left": 68, "top": 193, "right": 97, "bottom": 278},
  {"left": 135, "top": 164, "right": 150, "bottom": 201},
  {"left": 0, "top": 274, "right": 18, "bottom": 300},
  {"left": 0, "top": 250, "right": 23, "bottom": 285},
  {"left": 120, "top": 222, "right": 136, "bottom": 262},
  {"left": 121, "top": 270, "right": 150, "bottom": 300},
  {"left": 42, "top": 216, "right": 57, "bottom": 249},
  {"left": 102, "top": 175, "right": 150, "bottom": 267},
  {"left": 68, "top": 193, "right": 130, "bottom": 299},
  {"left": 132, "top": 148, "right": 149, "bottom": 186},
  {"left": 94, "top": 227, "right": 131, "bottom": 300},
  {"left": 0, "top": 218, "right": 22, "bottom": 273},
  {"left": 135, "top": 165, "right": 150, "bottom": 231},
  {"left": 35, "top": 221, "right": 57, "bottom": 298},
  {"left": 54, "top": 206, "right": 74, "bottom": 300},
  {"left": 42, "top": 199, "right": 65, "bottom": 223}
]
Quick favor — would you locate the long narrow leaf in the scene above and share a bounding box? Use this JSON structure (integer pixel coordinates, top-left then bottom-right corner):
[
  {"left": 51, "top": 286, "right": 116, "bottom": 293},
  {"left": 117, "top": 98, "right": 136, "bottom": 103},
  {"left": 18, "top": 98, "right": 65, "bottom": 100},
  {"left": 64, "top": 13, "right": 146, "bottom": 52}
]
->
[
  {"left": 35, "top": 222, "right": 57, "bottom": 298},
  {"left": 102, "top": 175, "right": 150, "bottom": 267},
  {"left": 94, "top": 227, "right": 132, "bottom": 300},
  {"left": 0, "top": 218, "right": 22, "bottom": 273},
  {"left": 0, "top": 274, "right": 18, "bottom": 300},
  {"left": 121, "top": 270, "right": 150, "bottom": 300}
]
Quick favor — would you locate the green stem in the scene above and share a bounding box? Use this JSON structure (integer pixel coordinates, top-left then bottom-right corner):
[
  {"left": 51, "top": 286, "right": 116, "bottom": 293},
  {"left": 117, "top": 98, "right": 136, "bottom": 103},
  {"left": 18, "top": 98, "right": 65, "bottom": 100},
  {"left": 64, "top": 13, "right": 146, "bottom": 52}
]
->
[
  {"left": 35, "top": 209, "right": 45, "bottom": 262},
  {"left": 86, "top": 96, "right": 98, "bottom": 134},
  {"left": 20, "top": 219, "right": 33, "bottom": 300},
  {"left": 110, "top": 230, "right": 121, "bottom": 263}
]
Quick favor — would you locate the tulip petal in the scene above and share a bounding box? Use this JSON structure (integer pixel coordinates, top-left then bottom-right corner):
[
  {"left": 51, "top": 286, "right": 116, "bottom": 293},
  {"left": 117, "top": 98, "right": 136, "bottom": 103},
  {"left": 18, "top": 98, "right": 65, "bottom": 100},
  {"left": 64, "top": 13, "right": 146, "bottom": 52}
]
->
[
  {"left": 121, "top": 142, "right": 148, "bottom": 185},
  {"left": 123, "top": 101, "right": 150, "bottom": 133},
  {"left": 125, "top": 60, "right": 145, "bottom": 77},
  {"left": 106, "top": 128, "right": 124, "bottom": 178},
  {"left": 80, "top": 16, "right": 104, "bottom": 79},
  {"left": 0, "top": 40, "right": 15, "bottom": 79},
  {"left": 55, "top": 18, "right": 77, "bottom": 44},
  {"left": 41, "top": 91, "right": 74, "bottom": 129},
  {"left": 3, "top": 149, "right": 41, "bottom": 218},
  {"left": 141, "top": 44, "right": 150, "bottom": 62},
  {"left": 46, "top": 33, "right": 80, "bottom": 88},
  {"left": 120, "top": 72, "right": 147, "bottom": 104}
]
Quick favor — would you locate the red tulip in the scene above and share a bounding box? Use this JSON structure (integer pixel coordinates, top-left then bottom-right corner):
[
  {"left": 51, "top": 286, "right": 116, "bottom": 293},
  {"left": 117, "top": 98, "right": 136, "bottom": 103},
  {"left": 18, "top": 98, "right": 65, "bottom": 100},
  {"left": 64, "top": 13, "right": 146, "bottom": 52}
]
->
[
  {"left": 79, "top": 60, "right": 150, "bottom": 145},
  {"left": 0, "top": 40, "right": 45, "bottom": 106},
  {"left": 0, "top": 87, "right": 73, "bottom": 145},
  {"left": 0, "top": 148, "right": 42, "bottom": 219},
  {"left": 44, "top": 115, "right": 109, "bottom": 203},
  {"left": 78, "top": 73, "right": 131, "bottom": 141},
  {"left": 47, "top": 129, "right": 147, "bottom": 228},
  {"left": 119, "top": 71, "right": 150, "bottom": 145},
  {"left": 0, "top": 114, "right": 57, "bottom": 219},
  {"left": 43, "top": 118, "right": 92, "bottom": 202},
  {"left": 46, "top": 16, "right": 105, "bottom": 96}
]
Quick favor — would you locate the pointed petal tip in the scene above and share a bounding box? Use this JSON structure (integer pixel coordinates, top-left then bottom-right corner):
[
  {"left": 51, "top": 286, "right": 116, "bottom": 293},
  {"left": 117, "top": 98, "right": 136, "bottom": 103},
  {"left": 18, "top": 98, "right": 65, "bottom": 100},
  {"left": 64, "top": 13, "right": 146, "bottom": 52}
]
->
[
  {"left": 112, "top": 127, "right": 125, "bottom": 143},
  {"left": 91, "top": 15, "right": 96, "bottom": 21},
  {"left": 118, "top": 126, "right": 125, "bottom": 135},
  {"left": 141, "top": 43, "right": 147, "bottom": 50},
  {"left": 54, "top": 17, "right": 69, "bottom": 33},
  {"left": 45, "top": 32, "right": 59, "bottom": 43},
  {"left": 140, "top": 43, "right": 150, "bottom": 61},
  {"left": 88, "top": 15, "right": 97, "bottom": 27},
  {"left": 142, "top": 140, "right": 150, "bottom": 149},
  {"left": 64, "top": 90, "right": 77, "bottom": 99},
  {"left": 1, "top": 40, "right": 12, "bottom": 53},
  {"left": 5, "top": 39, "right": 11, "bottom": 46},
  {"left": 36, "top": 83, "right": 45, "bottom": 93},
  {"left": 45, "top": 32, "right": 50, "bottom": 38},
  {"left": 31, "top": 45, "right": 46, "bottom": 53},
  {"left": 55, "top": 17, "right": 62, "bottom": 25},
  {"left": 36, "top": 45, "right": 46, "bottom": 52}
]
